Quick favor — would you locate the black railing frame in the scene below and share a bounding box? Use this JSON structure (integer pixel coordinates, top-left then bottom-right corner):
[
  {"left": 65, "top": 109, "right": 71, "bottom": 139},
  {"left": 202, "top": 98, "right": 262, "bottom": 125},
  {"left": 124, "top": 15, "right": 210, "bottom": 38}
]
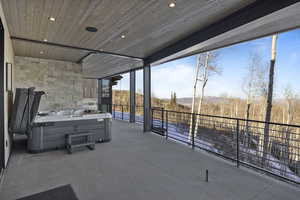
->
[{"left": 151, "top": 107, "right": 300, "bottom": 186}]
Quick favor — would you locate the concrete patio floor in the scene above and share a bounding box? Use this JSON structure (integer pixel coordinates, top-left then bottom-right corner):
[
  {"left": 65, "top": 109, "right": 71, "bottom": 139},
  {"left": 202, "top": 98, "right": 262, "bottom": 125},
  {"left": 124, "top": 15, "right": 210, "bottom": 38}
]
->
[{"left": 0, "top": 120, "right": 299, "bottom": 200}]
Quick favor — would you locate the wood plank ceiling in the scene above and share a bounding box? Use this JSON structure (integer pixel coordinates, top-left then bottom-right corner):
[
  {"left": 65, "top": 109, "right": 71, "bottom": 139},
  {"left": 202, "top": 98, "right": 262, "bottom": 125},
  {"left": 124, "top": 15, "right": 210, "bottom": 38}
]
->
[{"left": 3, "top": 0, "right": 298, "bottom": 78}]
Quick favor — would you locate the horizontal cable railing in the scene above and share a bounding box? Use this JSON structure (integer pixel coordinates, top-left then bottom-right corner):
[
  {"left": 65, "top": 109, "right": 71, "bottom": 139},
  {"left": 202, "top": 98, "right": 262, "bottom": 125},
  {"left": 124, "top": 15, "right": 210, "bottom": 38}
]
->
[
  {"left": 135, "top": 105, "right": 144, "bottom": 124},
  {"left": 151, "top": 107, "right": 300, "bottom": 185},
  {"left": 110, "top": 104, "right": 144, "bottom": 124},
  {"left": 112, "top": 104, "right": 130, "bottom": 121}
]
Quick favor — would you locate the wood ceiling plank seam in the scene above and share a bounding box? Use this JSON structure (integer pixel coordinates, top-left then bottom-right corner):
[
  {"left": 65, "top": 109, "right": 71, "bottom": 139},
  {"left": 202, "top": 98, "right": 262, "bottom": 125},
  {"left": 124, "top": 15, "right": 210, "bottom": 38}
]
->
[
  {"left": 83, "top": 0, "right": 142, "bottom": 48},
  {"left": 50, "top": 0, "right": 73, "bottom": 44},
  {"left": 22, "top": 0, "right": 30, "bottom": 37},
  {"left": 81, "top": 0, "right": 128, "bottom": 49},
  {"left": 91, "top": 0, "right": 156, "bottom": 51},
  {"left": 57, "top": 0, "right": 86, "bottom": 46},
  {"left": 26, "top": 0, "right": 35, "bottom": 45},
  {"left": 10, "top": 0, "right": 20, "bottom": 36},
  {"left": 93, "top": 0, "right": 200, "bottom": 54},
  {"left": 31, "top": 0, "right": 40, "bottom": 40},
  {"left": 46, "top": 0, "right": 60, "bottom": 42},
  {"left": 120, "top": 0, "right": 254, "bottom": 58},
  {"left": 36, "top": 0, "right": 47, "bottom": 46},
  {"left": 91, "top": 0, "right": 229, "bottom": 57},
  {"left": 132, "top": 0, "right": 255, "bottom": 58},
  {"left": 39, "top": 0, "right": 53, "bottom": 42},
  {"left": 1, "top": 0, "right": 13, "bottom": 35},
  {"left": 62, "top": 0, "right": 90, "bottom": 45},
  {"left": 48, "top": 0, "right": 69, "bottom": 44},
  {"left": 73, "top": 0, "right": 103, "bottom": 46},
  {"left": 80, "top": 0, "right": 135, "bottom": 49},
  {"left": 46, "top": 0, "right": 59, "bottom": 43}
]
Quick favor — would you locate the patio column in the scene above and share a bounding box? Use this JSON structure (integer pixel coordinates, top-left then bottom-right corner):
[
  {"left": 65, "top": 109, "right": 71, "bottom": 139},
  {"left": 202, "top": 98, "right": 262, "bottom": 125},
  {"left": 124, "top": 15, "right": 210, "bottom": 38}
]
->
[
  {"left": 97, "top": 79, "right": 112, "bottom": 113},
  {"left": 143, "top": 65, "right": 151, "bottom": 132},
  {"left": 129, "top": 70, "right": 136, "bottom": 123},
  {"left": 97, "top": 79, "right": 103, "bottom": 111}
]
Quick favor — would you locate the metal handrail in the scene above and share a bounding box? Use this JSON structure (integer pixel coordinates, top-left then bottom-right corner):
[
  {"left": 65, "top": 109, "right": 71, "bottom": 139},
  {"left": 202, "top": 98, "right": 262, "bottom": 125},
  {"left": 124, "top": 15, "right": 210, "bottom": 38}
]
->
[{"left": 151, "top": 107, "right": 300, "bottom": 185}]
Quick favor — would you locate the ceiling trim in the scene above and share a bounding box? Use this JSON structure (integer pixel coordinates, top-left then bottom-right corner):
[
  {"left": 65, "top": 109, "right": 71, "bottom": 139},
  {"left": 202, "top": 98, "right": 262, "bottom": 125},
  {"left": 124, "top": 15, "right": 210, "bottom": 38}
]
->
[
  {"left": 144, "top": 0, "right": 300, "bottom": 65},
  {"left": 83, "top": 66, "right": 144, "bottom": 80},
  {"left": 77, "top": 52, "right": 95, "bottom": 64},
  {"left": 11, "top": 36, "right": 144, "bottom": 61}
]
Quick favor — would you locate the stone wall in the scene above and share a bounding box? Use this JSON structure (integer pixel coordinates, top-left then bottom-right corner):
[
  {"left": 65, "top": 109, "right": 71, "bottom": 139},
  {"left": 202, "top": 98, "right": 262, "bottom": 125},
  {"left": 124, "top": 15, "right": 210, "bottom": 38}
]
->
[{"left": 14, "top": 56, "right": 97, "bottom": 111}]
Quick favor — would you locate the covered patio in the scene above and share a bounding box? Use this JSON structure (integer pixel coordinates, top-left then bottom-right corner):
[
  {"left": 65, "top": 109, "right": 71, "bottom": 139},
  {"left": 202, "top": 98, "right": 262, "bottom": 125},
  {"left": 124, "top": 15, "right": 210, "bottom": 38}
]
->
[
  {"left": 0, "top": 0, "right": 300, "bottom": 199},
  {"left": 1, "top": 120, "right": 299, "bottom": 200}
]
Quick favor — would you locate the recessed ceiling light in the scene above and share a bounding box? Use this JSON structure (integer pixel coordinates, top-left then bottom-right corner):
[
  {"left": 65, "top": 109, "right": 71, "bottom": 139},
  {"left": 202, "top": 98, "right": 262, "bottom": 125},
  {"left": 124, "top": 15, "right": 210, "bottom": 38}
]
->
[
  {"left": 40, "top": 51, "right": 44, "bottom": 54},
  {"left": 169, "top": 2, "right": 176, "bottom": 8},
  {"left": 48, "top": 16, "right": 56, "bottom": 22},
  {"left": 86, "top": 27, "right": 98, "bottom": 32},
  {"left": 121, "top": 35, "right": 126, "bottom": 39}
]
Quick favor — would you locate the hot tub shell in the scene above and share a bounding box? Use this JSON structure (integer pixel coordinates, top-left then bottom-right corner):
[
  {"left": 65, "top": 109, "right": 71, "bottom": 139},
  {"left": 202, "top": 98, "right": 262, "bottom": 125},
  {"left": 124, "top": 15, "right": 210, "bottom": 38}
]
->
[{"left": 10, "top": 88, "right": 112, "bottom": 153}]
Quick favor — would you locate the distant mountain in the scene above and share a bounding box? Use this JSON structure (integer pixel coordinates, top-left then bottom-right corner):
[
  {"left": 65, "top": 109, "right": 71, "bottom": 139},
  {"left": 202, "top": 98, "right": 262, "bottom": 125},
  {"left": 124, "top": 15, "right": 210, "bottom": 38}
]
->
[{"left": 175, "top": 97, "right": 193, "bottom": 107}]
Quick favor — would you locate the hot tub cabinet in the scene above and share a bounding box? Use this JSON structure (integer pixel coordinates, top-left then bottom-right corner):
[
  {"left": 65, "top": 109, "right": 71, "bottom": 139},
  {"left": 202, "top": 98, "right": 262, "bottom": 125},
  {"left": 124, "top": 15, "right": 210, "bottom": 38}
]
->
[
  {"left": 10, "top": 88, "right": 112, "bottom": 153},
  {"left": 28, "top": 114, "right": 112, "bottom": 153}
]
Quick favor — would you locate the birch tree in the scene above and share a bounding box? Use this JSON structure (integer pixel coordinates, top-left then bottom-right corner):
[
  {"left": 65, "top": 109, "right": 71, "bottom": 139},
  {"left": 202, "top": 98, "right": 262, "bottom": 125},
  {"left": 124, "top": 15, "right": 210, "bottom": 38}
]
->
[
  {"left": 262, "top": 34, "right": 278, "bottom": 166},
  {"left": 242, "top": 53, "right": 267, "bottom": 147},
  {"left": 189, "top": 51, "right": 220, "bottom": 139},
  {"left": 282, "top": 86, "right": 297, "bottom": 175}
]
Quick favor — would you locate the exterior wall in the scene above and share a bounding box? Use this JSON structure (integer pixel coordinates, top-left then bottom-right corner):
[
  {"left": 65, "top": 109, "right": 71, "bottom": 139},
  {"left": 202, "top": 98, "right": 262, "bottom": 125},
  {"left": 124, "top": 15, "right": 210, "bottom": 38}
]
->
[
  {"left": 15, "top": 56, "right": 97, "bottom": 111},
  {"left": 0, "top": 2, "right": 15, "bottom": 167}
]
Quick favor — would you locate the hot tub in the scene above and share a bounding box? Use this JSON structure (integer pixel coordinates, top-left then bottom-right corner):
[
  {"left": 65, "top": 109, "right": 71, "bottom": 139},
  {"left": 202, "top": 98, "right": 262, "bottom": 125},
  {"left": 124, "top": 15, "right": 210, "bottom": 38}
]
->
[
  {"left": 10, "top": 88, "right": 112, "bottom": 153},
  {"left": 28, "top": 113, "right": 112, "bottom": 153}
]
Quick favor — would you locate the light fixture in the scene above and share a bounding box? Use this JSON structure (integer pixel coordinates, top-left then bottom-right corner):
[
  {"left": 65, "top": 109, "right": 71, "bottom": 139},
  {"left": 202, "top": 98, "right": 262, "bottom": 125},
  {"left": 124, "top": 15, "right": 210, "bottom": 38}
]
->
[
  {"left": 48, "top": 16, "right": 56, "bottom": 22},
  {"left": 121, "top": 34, "right": 126, "bottom": 39},
  {"left": 43, "top": 38, "right": 48, "bottom": 42},
  {"left": 85, "top": 27, "right": 98, "bottom": 32},
  {"left": 40, "top": 51, "right": 44, "bottom": 54},
  {"left": 168, "top": 2, "right": 176, "bottom": 8}
]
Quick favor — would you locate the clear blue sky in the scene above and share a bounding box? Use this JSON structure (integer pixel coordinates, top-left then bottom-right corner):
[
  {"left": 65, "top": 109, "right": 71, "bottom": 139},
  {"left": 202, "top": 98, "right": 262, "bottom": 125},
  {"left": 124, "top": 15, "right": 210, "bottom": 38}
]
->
[{"left": 113, "top": 28, "right": 300, "bottom": 99}]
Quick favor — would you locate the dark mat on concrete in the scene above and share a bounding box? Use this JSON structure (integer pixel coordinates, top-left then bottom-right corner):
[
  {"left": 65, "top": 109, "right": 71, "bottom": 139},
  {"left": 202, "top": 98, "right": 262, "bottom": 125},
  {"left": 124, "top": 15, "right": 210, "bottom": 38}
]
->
[{"left": 17, "top": 185, "right": 78, "bottom": 200}]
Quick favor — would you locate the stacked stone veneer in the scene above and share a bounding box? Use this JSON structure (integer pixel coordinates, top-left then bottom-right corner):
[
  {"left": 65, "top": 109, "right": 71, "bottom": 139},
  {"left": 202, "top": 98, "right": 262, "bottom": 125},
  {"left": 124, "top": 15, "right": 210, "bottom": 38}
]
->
[{"left": 14, "top": 56, "right": 86, "bottom": 111}]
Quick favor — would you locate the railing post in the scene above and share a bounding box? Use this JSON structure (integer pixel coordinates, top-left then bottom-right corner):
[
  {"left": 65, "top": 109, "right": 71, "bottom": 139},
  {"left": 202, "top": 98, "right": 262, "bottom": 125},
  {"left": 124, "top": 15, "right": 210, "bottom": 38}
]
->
[
  {"left": 161, "top": 108, "right": 164, "bottom": 135},
  {"left": 236, "top": 119, "right": 240, "bottom": 168},
  {"left": 151, "top": 108, "right": 154, "bottom": 131},
  {"left": 166, "top": 110, "right": 168, "bottom": 140},
  {"left": 113, "top": 104, "right": 116, "bottom": 119},
  {"left": 121, "top": 105, "right": 124, "bottom": 120},
  {"left": 191, "top": 113, "right": 196, "bottom": 148}
]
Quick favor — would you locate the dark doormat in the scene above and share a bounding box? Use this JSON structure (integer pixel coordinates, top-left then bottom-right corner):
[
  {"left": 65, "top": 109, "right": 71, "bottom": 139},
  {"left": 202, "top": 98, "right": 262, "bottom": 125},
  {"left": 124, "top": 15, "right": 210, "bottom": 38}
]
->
[{"left": 17, "top": 184, "right": 79, "bottom": 200}]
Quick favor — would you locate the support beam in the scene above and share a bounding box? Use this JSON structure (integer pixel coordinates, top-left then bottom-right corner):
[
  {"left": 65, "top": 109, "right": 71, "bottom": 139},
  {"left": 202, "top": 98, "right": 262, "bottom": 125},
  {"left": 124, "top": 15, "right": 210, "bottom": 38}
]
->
[
  {"left": 97, "top": 79, "right": 103, "bottom": 112},
  {"left": 129, "top": 70, "right": 136, "bottom": 123},
  {"left": 143, "top": 65, "right": 151, "bottom": 132},
  {"left": 11, "top": 36, "right": 144, "bottom": 61},
  {"left": 97, "top": 79, "right": 113, "bottom": 113},
  {"left": 0, "top": 19, "right": 5, "bottom": 169},
  {"left": 144, "top": 0, "right": 300, "bottom": 65}
]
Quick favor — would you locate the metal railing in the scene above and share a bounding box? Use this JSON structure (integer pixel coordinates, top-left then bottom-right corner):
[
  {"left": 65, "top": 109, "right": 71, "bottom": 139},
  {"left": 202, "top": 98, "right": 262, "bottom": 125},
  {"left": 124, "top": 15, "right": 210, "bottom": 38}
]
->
[
  {"left": 111, "top": 104, "right": 144, "bottom": 124},
  {"left": 112, "top": 104, "right": 130, "bottom": 121},
  {"left": 135, "top": 105, "right": 144, "bottom": 124},
  {"left": 151, "top": 107, "right": 300, "bottom": 185}
]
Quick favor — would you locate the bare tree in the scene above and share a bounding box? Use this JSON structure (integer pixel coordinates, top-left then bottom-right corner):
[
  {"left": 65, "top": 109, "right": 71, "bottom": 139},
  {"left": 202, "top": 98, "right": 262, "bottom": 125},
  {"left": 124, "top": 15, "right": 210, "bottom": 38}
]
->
[
  {"left": 242, "top": 53, "right": 269, "bottom": 148},
  {"left": 189, "top": 51, "right": 221, "bottom": 139},
  {"left": 281, "top": 86, "right": 297, "bottom": 175},
  {"left": 262, "top": 34, "right": 278, "bottom": 166}
]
